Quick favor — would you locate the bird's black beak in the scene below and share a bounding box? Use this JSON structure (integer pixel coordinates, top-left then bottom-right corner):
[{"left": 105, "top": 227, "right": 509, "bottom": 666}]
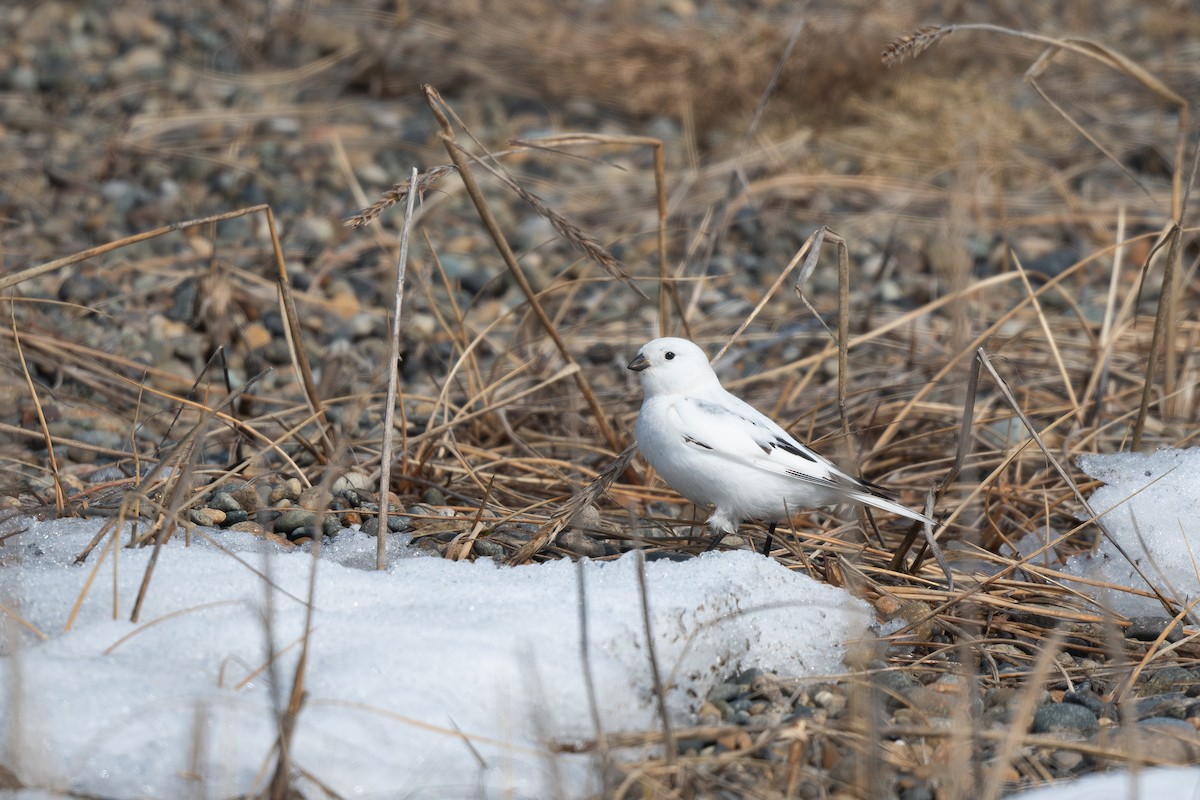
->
[{"left": 627, "top": 353, "right": 649, "bottom": 372}]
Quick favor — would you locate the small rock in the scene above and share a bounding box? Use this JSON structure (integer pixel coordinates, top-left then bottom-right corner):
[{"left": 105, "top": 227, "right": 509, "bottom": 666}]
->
[
  {"left": 874, "top": 669, "right": 920, "bottom": 707},
  {"left": 1135, "top": 691, "right": 1192, "bottom": 720},
  {"left": 813, "top": 689, "right": 846, "bottom": 717},
  {"left": 493, "top": 522, "right": 537, "bottom": 543},
  {"left": 1032, "top": 702, "right": 1098, "bottom": 735},
  {"left": 208, "top": 491, "right": 244, "bottom": 513},
  {"left": 287, "top": 526, "right": 316, "bottom": 542},
  {"left": 387, "top": 515, "right": 412, "bottom": 533},
  {"left": 108, "top": 45, "right": 166, "bottom": 82},
  {"left": 567, "top": 503, "right": 603, "bottom": 532},
  {"left": 1063, "top": 688, "right": 1116, "bottom": 721},
  {"left": 230, "top": 484, "right": 264, "bottom": 513},
  {"left": 1050, "top": 748, "right": 1084, "bottom": 772},
  {"left": 696, "top": 701, "right": 722, "bottom": 726},
  {"left": 274, "top": 509, "right": 317, "bottom": 534},
  {"left": 228, "top": 521, "right": 267, "bottom": 536},
  {"left": 298, "top": 485, "right": 332, "bottom": 511},
  {"left": 556, "top": 528, "right": 606, "bottom": 558},
  {"left": 707, "top": 533, "right": 747, "bottom": 550},
  {"left": 708, "top": 682, "right": 742, "bottom": 702},
  {"left": 1096, "top": 717, "right": 1200, "bottom": 763},
  {"left": 295, "top": 215, "right": 334, "bottom": 244},
  {"left": 1127, "top": 616, "right": 1185, "bottom": 642},
  {"left": 190, "top": 508, "right": 225, "bottom": 527},
  {"left": 1142, "top": 667, "right": 1197, "bottom": 696},
  {"left": 333, "top": 470, "right": 373, "bottom": 494},
  {"left": 270, "top": 478, "right": 303, "bottom": 504},
  {"left": 471, "top": 539, "right": 505, "bottom": 559},
  {"left": 708, "top": 698, "right": 733, "bottom": 719}
]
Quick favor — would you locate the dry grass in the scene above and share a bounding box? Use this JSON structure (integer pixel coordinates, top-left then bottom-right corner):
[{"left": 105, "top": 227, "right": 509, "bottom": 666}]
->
[{"left": 3, "top": 1, "right": 1200, "bottom": 797}]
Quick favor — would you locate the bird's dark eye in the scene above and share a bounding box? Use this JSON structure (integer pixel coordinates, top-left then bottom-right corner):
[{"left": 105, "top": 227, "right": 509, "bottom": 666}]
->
[{"left": 665, "top": 351, "right": 675, "bottom": 360}]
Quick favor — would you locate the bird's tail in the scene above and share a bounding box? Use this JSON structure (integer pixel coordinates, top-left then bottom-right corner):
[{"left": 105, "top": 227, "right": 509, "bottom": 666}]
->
[{"left": 851, "top": 488, "right": 936, "bottom": 526}]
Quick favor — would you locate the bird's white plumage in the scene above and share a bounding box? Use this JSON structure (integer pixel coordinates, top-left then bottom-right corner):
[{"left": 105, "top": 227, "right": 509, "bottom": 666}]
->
[{"left": 628, "top": 337, "right": 932, "bottom": 535}]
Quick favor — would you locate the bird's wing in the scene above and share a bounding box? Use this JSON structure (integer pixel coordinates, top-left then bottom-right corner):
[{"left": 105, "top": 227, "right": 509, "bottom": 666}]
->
[
  {"left": 668, "top": 393, "right": 932, "bottom": 523},
  {"left": 669, "top": 394, "right": 845, "bottom": 484}
]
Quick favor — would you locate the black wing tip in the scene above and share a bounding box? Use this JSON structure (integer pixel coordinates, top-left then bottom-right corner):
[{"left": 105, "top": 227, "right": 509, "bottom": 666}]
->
[{"left": 770, "top": 437, "right": 817, "bottom": 463}]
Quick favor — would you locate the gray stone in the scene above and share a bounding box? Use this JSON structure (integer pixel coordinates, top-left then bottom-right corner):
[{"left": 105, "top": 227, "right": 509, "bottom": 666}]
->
[
  {"left": 190, "top": 508, "right": 224, "bottom": 527},
  {"left": 556, "top": 528, "right": 606, "bottom": 558},
  {"left": 1032, "top": 702, "right": 1098, "bottom": 735},
  {"left": 1142, "top": 667, "right": 1197, "bottom": 696},
  {"left": 230, "top": 484, "right": 264, "bottom": 513},
  {"left": 332, "top": 470, "right": 373, "bottom": 495},
  {"left": 471, "top": 539, "right": 505, "bottom": 559},
  {"left": 1136, "top": 691, "right": 1191, "bottom": 720},
  {"left": 208, "top": 491, "right": 244, "bottom": 513},
  {"left": 708, "top": 682, "right": 742, "bottom": 702},
  {"left": 275, "top": 509, "right": 317, "bottom": 534},
  {"left": 1127, "top": 616, "right": 1186, "bottom": 642}
]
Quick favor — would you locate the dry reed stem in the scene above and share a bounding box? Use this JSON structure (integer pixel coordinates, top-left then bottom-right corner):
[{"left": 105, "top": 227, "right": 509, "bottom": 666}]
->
[
  {"left": 266, "top": 483, "right": 325, "bottom": 800},
  {"left": 130, "top": 415, "right": 208, "bottom": 623},
  {"left": 9, "top": 306, "right": 65, "bottom": 512},
  {"left": 1133, "top": 223, "right": 1182, "bottom": 448},
  {"left": 64, "top": 523, "right": 119, "bottom": 631},
  {"left": 377, "top": 166, "right": 419, "bottom": 570}
]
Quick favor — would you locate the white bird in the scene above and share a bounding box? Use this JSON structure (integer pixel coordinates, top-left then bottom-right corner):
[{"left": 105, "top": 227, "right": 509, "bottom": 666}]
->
[{"left": 627, "top": 337, "right": 933, "bottom": 553}]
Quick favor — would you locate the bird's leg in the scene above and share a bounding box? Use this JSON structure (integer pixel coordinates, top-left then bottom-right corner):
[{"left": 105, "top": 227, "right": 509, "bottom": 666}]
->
[
  {"left": 703, "top": 528, "right": 728, "bottom": 552},
  {"left": 760, "top": 522, "right": 777, "bottom": 556}
]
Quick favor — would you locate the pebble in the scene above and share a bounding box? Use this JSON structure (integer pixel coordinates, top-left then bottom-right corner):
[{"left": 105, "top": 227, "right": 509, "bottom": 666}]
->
[
  {"left": 270, "top": 478, "right": 303, "bottom": 505},
  {"left": 274, "top": 509, "right": 317, "bottom": 535},
  {"left": 208, "top": 492, "right": 244, "bottom": 513},
  {"left": 1063, "top": 688, "right": 1115, "bottom": 721},
  {"left": 1032, "top": 702, "right": 1099, "bottom": 735},
  {"left": 1135, "top": 691, "right": 1191, "bottom": 719},
  {"left": 1126, "top": 616, "right": 1186, "bottom": 642},
  {"left": 1095, "top": 717, "right": 1200, "bottom": 763},
  {"left": 189, "top": 508, "right": 225, "bottom": 527},
  {"left": 230, "top": 485, "right": 265, "bottom": 514},
  {"left": 556, "top": 528, "right": 606, "bottom": 558},
  {"left": 471, "top": 539, "right": 506, "bottom": 559},
  {"left": 1141, "top": 666, "right": 1196, "bottom": 695},
  {"left": 360, "top": 515, "right": 413, "bottom": 537},
  {"left": 333, "top": 471, "right": 373, "bottom": 495}
]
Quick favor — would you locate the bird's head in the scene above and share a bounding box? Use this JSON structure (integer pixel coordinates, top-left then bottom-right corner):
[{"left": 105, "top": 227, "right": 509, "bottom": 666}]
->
[{"left": 627, "top": 337, "right": 721, "bottom": 396}]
